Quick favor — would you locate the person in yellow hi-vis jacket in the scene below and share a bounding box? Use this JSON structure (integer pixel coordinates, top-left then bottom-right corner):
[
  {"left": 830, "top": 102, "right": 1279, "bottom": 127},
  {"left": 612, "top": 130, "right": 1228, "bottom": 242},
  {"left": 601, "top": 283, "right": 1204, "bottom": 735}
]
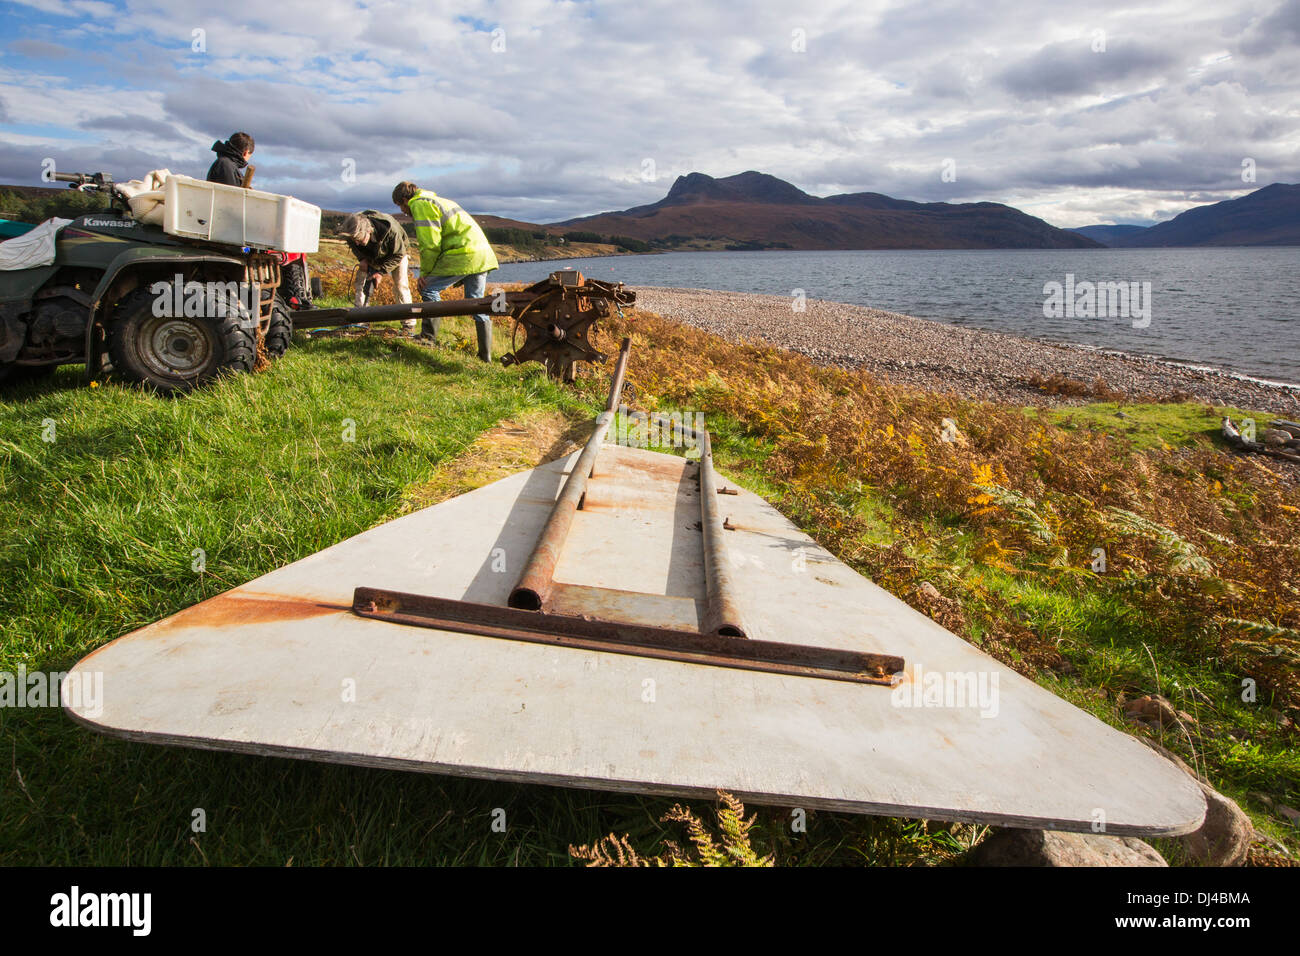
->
[{"left": 392, "top": 180, "right": 500, "bottom": 361}]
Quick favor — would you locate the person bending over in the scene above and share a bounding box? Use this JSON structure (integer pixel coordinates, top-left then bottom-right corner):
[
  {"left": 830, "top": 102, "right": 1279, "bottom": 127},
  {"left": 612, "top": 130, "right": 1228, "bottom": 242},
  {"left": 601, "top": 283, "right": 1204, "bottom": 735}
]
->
[{"left": 337, "top": 210, "right": 414, "bottom": 329}]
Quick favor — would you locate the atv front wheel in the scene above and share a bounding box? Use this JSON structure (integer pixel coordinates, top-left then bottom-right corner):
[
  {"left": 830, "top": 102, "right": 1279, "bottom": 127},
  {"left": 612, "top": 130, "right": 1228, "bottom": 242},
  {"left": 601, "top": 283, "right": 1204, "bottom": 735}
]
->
[{"left": 107, "top": 286, "right": 255, "bottom": 393}]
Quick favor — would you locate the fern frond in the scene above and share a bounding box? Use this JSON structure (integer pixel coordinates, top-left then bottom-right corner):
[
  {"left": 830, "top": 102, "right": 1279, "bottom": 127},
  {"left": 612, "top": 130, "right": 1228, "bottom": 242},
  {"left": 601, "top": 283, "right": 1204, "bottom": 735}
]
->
[
  {"left": 1103, "top": 507, "right": 1213, "bottom": 576},
  {"left": 973, "top": 483, "right": 1055, "bottom": 544}
]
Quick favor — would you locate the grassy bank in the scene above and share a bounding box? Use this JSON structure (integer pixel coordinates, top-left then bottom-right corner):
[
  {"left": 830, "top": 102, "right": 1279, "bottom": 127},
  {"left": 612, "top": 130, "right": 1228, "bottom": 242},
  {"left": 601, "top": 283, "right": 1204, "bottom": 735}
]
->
[{"left": 1, "top": 304, "right": 1296, "bottom": 866}]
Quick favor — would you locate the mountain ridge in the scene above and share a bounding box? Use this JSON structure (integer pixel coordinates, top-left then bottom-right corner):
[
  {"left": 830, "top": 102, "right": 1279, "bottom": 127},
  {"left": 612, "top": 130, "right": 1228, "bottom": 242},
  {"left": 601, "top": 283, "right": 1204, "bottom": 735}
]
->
[
  {"left": 552, "top": 171, "right": 1100, "bottom": 250},
  {"left": 1071, "top": 183, "right": 1299, "bottom": 247}
]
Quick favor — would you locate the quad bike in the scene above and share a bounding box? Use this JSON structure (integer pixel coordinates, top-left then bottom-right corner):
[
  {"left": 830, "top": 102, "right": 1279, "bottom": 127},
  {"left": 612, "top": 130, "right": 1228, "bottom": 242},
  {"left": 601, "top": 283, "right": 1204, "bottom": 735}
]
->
[
  {"left": 2, "top": 173, "right": 636, "bottom": 392},
  {"left": 0, "top": 171, "right": 294, "bottom": 393}
]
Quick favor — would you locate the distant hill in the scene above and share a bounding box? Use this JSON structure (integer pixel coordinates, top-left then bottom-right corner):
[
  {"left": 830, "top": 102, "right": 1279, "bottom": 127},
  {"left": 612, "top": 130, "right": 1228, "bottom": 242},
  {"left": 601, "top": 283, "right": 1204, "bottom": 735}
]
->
[
  {"left": 1082, "top": 184, "right": 1300, "bottom": 248},
  {"left": 551, "top": 171, "right": 1099, "bottom": 250},
  {"left": 1069, "top": 224, "right": 1151, "bottom": 246},
  {"left": 476, "top": 214, "right": 556, "bottom": 232}
]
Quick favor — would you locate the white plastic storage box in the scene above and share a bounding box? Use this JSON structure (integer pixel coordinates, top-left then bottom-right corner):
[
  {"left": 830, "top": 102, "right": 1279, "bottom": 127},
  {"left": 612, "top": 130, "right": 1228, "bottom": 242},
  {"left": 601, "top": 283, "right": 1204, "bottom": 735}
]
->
[{"left": 163, "top": 175, "right": 321, "bottom": 253}]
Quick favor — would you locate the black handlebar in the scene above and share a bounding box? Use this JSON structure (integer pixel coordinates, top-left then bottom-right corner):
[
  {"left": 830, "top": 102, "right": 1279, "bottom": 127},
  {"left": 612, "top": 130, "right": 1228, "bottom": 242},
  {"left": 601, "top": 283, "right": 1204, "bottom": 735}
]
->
[{"left": 50, "top": 171, "right": 115, "bottom": 189}]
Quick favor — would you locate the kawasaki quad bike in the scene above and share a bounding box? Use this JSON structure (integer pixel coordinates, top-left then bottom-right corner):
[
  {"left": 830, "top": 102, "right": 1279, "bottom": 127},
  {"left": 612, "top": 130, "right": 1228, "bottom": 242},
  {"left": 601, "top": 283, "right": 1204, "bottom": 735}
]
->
[{"left": 0, "top": 171, "right": 295, "bottom": 393}]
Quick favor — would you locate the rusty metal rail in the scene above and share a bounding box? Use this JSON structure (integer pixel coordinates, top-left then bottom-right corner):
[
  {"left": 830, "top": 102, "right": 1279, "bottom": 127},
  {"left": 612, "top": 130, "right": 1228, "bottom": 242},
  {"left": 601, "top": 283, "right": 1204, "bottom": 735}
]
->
[
  {"left": 353, "top": 588, "right": 901, "bottom": 686},
  {"left": 509, "top": 336, "right": 632, "bottom": 611},
  {"left": 296, "top": 292, "right": 536, "bottom": 328}
]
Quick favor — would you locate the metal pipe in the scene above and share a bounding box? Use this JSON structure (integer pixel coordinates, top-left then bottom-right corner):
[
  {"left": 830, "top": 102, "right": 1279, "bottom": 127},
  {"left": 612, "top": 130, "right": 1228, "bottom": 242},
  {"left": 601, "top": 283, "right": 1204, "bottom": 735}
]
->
[
  {"left": 699, "top": 429, "right": 748, "bottom": 639},
  {"left": 603, "top": 337, "right": 632, "bottom": 414},
  {"left": 509, "top": 338, "right": 633, "bottom": 610},
  {"left": 292, "top": 293, "right": 537, "bottom": 329}
]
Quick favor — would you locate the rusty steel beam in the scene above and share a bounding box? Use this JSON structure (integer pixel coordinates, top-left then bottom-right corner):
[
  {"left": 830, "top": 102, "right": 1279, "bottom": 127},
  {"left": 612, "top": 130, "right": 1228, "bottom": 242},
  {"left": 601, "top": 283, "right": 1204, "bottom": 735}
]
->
[
  {"left": 603, "top": 337, "right": 632, "bottom": 416},
  {"left": 648, "top": 412, "right": 700, "bottom": 441},
  {"left": 698, "top": 429, "right": 748, "bottom": 639},
  {"left": 508, "top": 337, "right": 633, "bottom": 611},
  {"left": 353, "top": 587, "right": 902, "bottom": 686},
  {"left": 293, "top": 293, "right": 536, "bottom": 329}
]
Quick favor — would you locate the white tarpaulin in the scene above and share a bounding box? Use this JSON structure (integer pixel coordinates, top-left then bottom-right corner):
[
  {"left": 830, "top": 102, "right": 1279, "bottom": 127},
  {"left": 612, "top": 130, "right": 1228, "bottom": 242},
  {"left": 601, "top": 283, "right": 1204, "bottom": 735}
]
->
[
  {"left": 117, "top": 169, "right": 171, "bottom": 225},
  {"left": 0, "top": 218, "right": 71, "bottom": 270}
]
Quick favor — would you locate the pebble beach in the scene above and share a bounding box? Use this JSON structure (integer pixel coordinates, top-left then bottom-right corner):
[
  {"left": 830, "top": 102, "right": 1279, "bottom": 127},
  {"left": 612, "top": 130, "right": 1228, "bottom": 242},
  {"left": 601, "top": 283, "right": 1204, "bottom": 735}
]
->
[{"left": 634, "top": 287, "right": 1300, "bottom": 417}]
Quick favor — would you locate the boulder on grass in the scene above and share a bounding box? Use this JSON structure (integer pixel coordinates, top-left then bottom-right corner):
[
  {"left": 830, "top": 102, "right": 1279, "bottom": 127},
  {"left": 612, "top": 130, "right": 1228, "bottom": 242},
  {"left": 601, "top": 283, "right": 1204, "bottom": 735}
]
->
[
  {"left": 967, "top": 829, "right": 1166, "bottom": 867},
  {"left": 1142, "top": 740, "right": 1252, "bottom": 867}
]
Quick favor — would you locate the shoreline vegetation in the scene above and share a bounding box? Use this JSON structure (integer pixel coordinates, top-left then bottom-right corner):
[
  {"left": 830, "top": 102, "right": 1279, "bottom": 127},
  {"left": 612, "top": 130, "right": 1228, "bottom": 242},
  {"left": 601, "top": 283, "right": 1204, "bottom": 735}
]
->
[
  {"left": 492, "top": 242, "right": 643, "bottom": 264},
  {"left": 311, "top": 236, "right": 644, "bottom": 270}
]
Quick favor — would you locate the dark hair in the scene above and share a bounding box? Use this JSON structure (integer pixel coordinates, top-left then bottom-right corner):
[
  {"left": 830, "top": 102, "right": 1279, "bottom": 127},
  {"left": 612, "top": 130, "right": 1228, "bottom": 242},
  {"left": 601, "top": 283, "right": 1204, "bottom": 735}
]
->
[
  {"left": 229, "top": 132, "right": 254, "bottom": 154},
  {"left": 392, "top": 181, "right": 420, "bottom": 206}
]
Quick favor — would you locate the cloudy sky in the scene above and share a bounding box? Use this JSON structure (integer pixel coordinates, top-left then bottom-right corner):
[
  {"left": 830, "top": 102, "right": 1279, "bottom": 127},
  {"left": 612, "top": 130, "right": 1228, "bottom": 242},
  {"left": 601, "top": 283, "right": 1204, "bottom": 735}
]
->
[{"left": 1, "top": 0, "right": 1297, "bottom": 228}]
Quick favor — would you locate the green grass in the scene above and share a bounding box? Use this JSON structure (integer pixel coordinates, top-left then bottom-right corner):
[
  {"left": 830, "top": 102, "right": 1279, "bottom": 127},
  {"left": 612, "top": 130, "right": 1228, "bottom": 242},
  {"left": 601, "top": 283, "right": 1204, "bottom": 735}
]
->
[
  {"left": 1040, "top": 400, "right": 1273, "bottom": 451},
  {"left": 976, "top": 564, "right": 1300, "bottom": 854}
]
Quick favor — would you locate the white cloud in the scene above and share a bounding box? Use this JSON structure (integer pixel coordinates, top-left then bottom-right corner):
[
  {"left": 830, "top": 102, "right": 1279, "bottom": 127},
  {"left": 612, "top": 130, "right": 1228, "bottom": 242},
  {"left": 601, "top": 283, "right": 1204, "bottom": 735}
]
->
[
  {"left": 9, "top": 0, "right": 116, "bottom": 17},
  {"left": 0, "top": 0, "right": 1295, "bottom": 226}
]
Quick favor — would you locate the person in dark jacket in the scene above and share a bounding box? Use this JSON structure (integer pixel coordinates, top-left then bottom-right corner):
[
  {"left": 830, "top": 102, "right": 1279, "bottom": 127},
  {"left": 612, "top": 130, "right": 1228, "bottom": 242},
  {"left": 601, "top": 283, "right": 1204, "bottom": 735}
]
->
[
  {"left": 206, "top": 132, "right": 254, "bottom": 187},
  {"left": 337, "top": 210, "right": 414, "bottom": 325}
]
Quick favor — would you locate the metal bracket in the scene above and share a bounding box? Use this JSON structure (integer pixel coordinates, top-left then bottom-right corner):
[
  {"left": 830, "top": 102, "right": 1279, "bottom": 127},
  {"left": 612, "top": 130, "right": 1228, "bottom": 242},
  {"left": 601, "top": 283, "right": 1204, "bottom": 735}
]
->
[{"left": 352, "top": 588, "right": 902, "bottom": 686}]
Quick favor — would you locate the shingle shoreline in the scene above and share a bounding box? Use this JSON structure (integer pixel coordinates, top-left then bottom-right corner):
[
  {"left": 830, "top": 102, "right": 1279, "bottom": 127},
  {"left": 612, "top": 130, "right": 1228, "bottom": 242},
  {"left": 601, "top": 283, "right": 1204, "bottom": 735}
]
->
[{"left": 634, "top": 286, "right": 1300, "bottom": 416}]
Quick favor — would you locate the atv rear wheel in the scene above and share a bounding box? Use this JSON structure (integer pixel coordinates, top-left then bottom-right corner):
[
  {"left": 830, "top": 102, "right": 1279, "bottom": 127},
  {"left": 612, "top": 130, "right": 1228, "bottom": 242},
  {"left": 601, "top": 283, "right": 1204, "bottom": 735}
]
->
[
  {"left": 265, "top": 297, "right": 293, "bottom": 360},
  {"left": 280, "top": 257, "right": 312, "bottom": 308},
  {"left": 107, "top": 286, "right": 255, "bottom": 393}
]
